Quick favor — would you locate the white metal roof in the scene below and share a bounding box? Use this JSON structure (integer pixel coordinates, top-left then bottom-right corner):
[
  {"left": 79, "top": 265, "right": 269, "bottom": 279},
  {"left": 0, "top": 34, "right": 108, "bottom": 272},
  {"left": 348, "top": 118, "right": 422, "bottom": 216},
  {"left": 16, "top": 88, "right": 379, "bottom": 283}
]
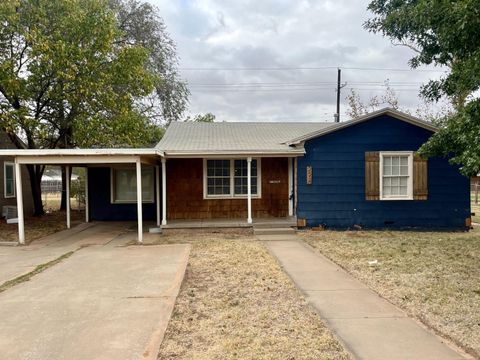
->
[{"left": 156, "top": 122, "right": 337, "bottom": 156}]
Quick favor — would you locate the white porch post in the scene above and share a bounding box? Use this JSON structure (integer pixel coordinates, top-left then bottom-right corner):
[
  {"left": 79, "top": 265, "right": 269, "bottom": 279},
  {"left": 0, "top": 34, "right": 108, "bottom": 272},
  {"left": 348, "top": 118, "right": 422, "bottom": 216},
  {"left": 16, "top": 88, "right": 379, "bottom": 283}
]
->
[
  {"left": 247, "top": 157, "right": 252, "bottom": 224},
  {"left": 85, "top": 167, "right": 89, "bottom": 223},
  {"left": 66, "top": 165, "right": 71, "bottom": 229},
  {"left": 155, "top": 165, "right": 160, "bottom": 227},
  {"left": 136, "top": 159, "right": 143, "bottom": 243},
  {"left": 294, "top": 157, "right": 298, "bottom": 214},
  {"left": 15, "top": 161, "right": 25, "bottom": 245},
  {"left": 288, "top": 157, "right": 293, "bottom": 216},
  {"left": 161, "top": 158, "right": 167, "bottom": 226}
]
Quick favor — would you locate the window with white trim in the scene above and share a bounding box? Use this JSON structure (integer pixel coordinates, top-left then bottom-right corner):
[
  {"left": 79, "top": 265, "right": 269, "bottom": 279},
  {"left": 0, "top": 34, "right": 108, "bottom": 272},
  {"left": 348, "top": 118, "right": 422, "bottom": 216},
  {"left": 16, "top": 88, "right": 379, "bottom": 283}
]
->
[
  {"left": 204, "top": 159, "right": 261, "bottom": 198},
  {"left": 234, "top": 159, "right": 258, "bottom": 195},
  {"left": 4, "top": 162, "right": 15, "bottom": 198},
  {"left": 111, "top": 167, "right": 154, "bottom": 203},
  {"left": 206, "top": 160, "right": 231, "bottom": 195},
  {"left": 380, "top": 152, "right": 413, "bottom": 200}
]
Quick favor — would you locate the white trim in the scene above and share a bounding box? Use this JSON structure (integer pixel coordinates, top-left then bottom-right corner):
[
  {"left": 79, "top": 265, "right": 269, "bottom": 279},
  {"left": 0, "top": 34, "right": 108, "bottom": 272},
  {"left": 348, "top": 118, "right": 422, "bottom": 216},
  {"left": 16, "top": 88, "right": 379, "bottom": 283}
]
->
[
  {"left": 136, "top": 160, "right": 143, "bottom": 244},
  {"left": 247, "top": 157, "right": 252, "bottom": 224},
  {"left": 294, "top": 157, "right": 298, "bottom": 215},
  {"left": 163, "top": 151, "right": 304, "bottom": 158},
  {"left": 0, "top": 148, "right": 163, "bottom": 157},
  {"left": 161, "top": 158, "right": 167, "bottom": 226},
  {"left": 287, "top": 108, "right": 438, "bottom": 145},
  {"left": 288, "top": 157, "right": 293, "bottom": 216},
  {"left": 4, "top": 161, "right": 15, "bottom": 198},
  {"left": 379, "top": 151, "right": 414, "bottom": 201},
  {"left": 202, "top": 158, "right": 262, "bottom": 199},
  {"left": 15, "top": 161, "right": 25, "bottom": 245},
  {"left": 66, "top": 166, "right": 71, "bottom": 229},
  {"left": 85, "top": 167, "right": 89, "bottom": 223},
  {"left": 110, "top": 166, "right": 155, "bottom": 204},
  {"left": 156, "top": 165, "right": 160, "bottom": 227},
  {"left": 14, "top": 155, "right": 147, "bottom": 165}
]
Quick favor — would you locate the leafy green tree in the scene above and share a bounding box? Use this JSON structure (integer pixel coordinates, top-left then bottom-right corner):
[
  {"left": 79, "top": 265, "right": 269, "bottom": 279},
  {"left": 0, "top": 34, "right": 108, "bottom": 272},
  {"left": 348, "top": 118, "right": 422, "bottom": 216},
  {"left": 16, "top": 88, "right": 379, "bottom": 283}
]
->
[
  {"left": 365, "top": 0, "right": 480, "bottom": 175},
  {"left": 109, "top": 0, "right": 189, "bottom": 126},
  {"left": 0, "top": 0, "right": 181, "bottom": 215}
]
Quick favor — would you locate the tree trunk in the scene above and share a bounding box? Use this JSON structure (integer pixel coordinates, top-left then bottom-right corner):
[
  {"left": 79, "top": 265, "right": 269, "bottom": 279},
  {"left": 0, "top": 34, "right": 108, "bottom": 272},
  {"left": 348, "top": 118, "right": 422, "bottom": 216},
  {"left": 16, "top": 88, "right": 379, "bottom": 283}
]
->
[{"left": 26, "top": 165, "right": 45, "bottom": 216}]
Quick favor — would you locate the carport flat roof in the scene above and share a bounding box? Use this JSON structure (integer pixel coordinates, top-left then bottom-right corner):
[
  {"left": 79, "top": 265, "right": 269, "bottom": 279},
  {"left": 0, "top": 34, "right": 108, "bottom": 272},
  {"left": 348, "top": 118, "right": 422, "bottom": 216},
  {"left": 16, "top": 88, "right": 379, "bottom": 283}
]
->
[
  {"left": 0, "top": 148, "right": 164, "bottom": 156},
  {"left": 0, "top": 148, "right": 164, "bottom": 165}
]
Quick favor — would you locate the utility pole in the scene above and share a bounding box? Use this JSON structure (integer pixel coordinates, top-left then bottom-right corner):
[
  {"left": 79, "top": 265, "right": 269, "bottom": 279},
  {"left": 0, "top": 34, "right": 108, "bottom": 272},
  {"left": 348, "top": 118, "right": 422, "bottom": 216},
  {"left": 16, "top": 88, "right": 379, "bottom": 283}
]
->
[{"left": 334, "top": 68, "right": 347, "bottom": 122}]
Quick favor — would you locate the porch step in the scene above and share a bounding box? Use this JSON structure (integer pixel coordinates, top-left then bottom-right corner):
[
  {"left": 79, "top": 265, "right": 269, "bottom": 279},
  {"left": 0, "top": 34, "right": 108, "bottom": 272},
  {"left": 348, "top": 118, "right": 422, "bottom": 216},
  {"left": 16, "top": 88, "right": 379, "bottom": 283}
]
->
[
  {"left": 253, "top": 227, "right": 296, "bottom": 236},
  {"left": 253, "top": 217, "right": 297, "bottom": 229}
]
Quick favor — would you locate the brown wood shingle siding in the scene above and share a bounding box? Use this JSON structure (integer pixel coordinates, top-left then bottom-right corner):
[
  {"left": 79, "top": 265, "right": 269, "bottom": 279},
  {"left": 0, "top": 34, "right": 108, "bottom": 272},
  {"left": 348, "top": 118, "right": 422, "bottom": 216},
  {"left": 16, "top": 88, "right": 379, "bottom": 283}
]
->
[{"left": 166, "top": 158, "right": 289, "bottom": 220}]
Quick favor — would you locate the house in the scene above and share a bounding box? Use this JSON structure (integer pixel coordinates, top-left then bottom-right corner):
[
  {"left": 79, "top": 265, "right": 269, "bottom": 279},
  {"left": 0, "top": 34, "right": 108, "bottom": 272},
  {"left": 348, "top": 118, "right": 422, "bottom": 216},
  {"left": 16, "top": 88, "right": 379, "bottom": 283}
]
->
[
  {"left": 0, "top": 108, "right": 471, "bottom": 244},
  {"left": 0, "top": 130, "right": 34, "bottom": 218}
]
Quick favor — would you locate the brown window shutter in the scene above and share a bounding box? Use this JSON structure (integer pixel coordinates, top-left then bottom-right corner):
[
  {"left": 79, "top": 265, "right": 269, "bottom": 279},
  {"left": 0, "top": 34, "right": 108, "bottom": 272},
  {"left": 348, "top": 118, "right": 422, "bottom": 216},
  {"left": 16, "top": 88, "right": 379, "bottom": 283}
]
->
[
  {"left": 413, "top": 154, "right": 428, "bottom": 200},
  {"left": 365, "top": 152, "right": 380, "bottom": 200}
]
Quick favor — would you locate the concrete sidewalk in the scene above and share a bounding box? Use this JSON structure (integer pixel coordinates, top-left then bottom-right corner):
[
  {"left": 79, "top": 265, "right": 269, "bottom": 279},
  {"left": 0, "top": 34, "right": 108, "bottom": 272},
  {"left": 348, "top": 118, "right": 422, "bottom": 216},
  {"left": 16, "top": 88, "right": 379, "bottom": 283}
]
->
[{"left": 264, "top": 239, "right": 468, "bottom": 360}]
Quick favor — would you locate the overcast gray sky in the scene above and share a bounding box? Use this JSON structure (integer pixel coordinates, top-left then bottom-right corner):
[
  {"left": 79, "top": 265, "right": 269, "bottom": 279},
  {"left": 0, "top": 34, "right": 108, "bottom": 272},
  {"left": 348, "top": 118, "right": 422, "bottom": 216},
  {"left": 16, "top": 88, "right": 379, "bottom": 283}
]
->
[{"left": 148, "top": 0, "right": 447, "bottom": 122}]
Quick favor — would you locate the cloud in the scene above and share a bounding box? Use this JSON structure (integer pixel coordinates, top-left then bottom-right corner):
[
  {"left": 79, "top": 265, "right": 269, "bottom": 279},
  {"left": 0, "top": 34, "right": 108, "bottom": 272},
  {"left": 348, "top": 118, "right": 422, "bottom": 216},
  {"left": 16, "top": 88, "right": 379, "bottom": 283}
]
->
[{"left": 149, "top": 0, "right": 446, "bottom": 122}]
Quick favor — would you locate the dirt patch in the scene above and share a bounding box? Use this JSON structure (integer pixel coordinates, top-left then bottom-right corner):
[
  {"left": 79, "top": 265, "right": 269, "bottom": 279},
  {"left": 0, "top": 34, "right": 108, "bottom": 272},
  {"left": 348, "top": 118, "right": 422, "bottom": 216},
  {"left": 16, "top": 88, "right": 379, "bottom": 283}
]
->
[
  {"left": 0, "top": 210, "right": 84, "bottom": 243},
  {"left": 154, "top": 233, "right": 351, "bottom": 360},
  {"left": 300, "top": 229, "right": 480, "bottom": 358}
]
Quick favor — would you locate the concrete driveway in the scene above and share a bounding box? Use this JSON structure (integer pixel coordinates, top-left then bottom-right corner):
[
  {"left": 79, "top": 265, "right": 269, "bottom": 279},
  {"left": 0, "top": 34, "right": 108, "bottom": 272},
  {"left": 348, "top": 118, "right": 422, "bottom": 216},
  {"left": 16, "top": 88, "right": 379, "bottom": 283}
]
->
[{"left": 0, "top": 223, "right": 190, "bottom": 360}]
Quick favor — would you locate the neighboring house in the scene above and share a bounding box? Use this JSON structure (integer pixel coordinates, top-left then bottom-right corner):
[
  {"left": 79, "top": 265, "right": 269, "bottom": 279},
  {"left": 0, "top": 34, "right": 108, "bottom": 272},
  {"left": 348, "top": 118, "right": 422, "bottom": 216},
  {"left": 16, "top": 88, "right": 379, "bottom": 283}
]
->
[
  {"left": 0, "top": 108, "right": 471, "bottom": 244},
  {"left": 0, "top": 131, "right": 34, "bottom": 218}
]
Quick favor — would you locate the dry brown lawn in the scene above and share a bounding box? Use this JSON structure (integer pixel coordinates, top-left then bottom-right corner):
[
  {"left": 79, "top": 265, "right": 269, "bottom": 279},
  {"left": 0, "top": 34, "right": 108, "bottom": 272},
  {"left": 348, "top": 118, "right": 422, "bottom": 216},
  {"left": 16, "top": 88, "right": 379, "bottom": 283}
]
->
[
  {"left": 0, "top": 210, "right": 84, "bottom": 243},
  {"left": 154, "top": 232, "right": 351, "bottom": 360},
  {"left": 300, "top": 229, "right": 480, "bottom": 358}
]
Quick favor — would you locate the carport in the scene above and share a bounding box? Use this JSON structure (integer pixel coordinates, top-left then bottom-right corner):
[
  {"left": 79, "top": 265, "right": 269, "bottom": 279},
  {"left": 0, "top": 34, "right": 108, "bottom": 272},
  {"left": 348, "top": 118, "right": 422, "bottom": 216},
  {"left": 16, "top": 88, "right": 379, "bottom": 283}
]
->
[{"left": 0, "top": 149, "right": 166, "bottom": 244}]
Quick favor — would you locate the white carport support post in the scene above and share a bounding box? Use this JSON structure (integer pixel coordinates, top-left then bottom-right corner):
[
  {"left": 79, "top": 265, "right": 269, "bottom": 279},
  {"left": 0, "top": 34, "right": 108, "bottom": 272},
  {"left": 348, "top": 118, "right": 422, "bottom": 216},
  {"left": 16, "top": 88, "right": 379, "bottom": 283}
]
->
[
  {"left": 288, "top": 157, "right": 293, "bottom": 216},
  {"left": 66, "top": 165, "right": 71, "bottom": 229},
  {"left": 15, "top": 161, "right": 25, "bottom": 245},
  {"left": 155, "top": 165, "right": 160, "bottom": 227},
  {"left": 161, "top": 158, "right": 167, "bottom": 226},
  {"left": 85, "top": 167, "right": 89, "bottom": 223},
  {"left": 247, "top": 157, "right": 252, "bottom": 224},
  {"left": 136, "top": 159, "right": 143, "bottom": 243}
]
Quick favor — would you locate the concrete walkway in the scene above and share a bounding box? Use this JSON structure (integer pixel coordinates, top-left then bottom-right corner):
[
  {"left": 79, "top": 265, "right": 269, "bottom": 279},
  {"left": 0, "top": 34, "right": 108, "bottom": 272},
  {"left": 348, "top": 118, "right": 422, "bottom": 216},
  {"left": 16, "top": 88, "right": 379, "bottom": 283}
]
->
[
  {"left": 0, "top": 223, "right": 190, "bottom": 360},
  {"left": 264, "top": 238, "right": 468, "bottom": 360}
]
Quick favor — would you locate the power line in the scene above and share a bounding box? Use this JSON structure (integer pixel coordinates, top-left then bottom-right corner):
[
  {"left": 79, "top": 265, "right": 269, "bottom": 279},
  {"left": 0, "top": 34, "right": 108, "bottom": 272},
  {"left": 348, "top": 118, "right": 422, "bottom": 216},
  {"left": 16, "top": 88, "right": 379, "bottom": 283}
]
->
[
  {"left": 180, "top": 65, "right": 446, "bottom": 73},
  {"left": 189, "top": 87, "right": 420, "bottom": 92},
  {"left": 188, "top": 81, "right": 423, "bottom": 87}
]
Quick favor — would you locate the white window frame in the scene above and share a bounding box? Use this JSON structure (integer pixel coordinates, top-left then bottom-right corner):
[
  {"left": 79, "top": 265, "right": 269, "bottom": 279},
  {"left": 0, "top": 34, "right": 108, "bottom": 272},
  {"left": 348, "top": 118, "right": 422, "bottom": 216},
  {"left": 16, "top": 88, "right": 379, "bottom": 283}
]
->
[
  {"left": 379, "top": 151, "right": 414, "bottom": 201},
  {"left": 4, "top": 162, "right": 15, "bottom": 198},
  {"left": 203, "top": 158, "right": 262, "bottom": 199},
  {"left": 110, "top": 166, "right": 155, "bottom": 204}
]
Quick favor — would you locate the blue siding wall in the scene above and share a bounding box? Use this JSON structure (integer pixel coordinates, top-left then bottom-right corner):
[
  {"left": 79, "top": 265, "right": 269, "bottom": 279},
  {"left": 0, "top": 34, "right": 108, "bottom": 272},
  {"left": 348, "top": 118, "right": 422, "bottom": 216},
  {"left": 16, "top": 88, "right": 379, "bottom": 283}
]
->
[
  {"left": 88, "top": 167, "right": 157, "bottom": 221},
  {"left": 297, "top": 115, "right": 470, "bottom": 230}
]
